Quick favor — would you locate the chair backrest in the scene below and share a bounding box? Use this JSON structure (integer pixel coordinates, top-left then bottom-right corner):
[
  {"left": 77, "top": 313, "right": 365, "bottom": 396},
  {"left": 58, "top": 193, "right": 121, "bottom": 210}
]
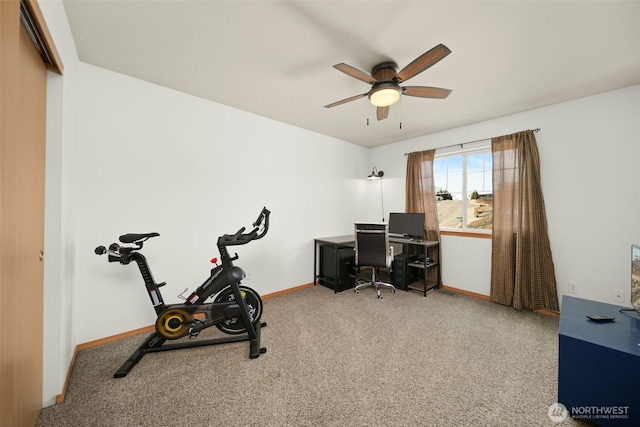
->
[{"left": 354, "top": 223, "right": 390, "bottom": 269}]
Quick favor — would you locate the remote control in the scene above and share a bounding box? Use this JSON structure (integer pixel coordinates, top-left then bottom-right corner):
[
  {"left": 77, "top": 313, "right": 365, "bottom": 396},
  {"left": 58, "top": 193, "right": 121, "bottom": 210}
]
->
[{"left": 586, "top": 314, "right": 615, "bottom": 322}]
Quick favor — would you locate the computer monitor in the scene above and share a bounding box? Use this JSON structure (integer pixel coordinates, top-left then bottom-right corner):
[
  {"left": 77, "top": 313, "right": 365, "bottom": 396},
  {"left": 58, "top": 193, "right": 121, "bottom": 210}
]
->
[{"left": 388, "top": 212, "right": 425, "bottom": 239}]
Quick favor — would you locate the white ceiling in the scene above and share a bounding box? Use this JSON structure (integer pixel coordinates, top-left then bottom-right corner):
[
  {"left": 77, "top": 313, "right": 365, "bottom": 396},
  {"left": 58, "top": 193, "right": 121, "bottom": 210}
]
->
[{"left": 62, "top": 0, "right": 640, "bottom": 148}]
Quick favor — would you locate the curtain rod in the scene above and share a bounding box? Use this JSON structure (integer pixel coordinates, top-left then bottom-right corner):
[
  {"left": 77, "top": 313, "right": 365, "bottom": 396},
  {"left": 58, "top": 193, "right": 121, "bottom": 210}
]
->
[{"left": 404, "top": 128, "right": 540, "bottom": 155}]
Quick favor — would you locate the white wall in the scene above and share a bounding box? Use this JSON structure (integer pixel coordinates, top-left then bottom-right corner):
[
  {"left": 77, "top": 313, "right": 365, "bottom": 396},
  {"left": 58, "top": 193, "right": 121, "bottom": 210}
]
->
[
  {"left": 74, "top": 64, "right": 370, "bottom": 345},
  {"left": 372, "top": 84, "right": 640, "bottom": 307},
  {"left": 39, "top": 0, "right": 80, "bottom": 408}
]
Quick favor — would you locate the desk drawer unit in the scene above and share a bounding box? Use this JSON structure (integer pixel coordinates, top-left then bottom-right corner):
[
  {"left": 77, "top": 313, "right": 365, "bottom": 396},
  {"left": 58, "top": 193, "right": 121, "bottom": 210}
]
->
[{"left": 318, "top": 244, "right": 355, "bottom": 292}]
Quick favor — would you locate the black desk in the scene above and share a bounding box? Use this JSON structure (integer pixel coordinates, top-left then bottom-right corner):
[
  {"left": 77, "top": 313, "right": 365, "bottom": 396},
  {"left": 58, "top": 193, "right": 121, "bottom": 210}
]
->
[{"left": 313, "top": 235, "right": 440, "bottom": 296}]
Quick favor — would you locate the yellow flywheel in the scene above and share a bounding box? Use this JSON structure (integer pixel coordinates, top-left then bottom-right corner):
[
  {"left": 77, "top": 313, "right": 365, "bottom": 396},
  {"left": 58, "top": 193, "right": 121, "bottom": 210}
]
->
[{"left": 156, "top": 308, "right": 192, "bottom": 339}]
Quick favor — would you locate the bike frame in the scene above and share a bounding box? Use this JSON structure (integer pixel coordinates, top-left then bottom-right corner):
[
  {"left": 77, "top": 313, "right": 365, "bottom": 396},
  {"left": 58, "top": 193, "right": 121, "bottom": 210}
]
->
[{"left": 132, "top": 256, "right": 241, "bottom": 332}]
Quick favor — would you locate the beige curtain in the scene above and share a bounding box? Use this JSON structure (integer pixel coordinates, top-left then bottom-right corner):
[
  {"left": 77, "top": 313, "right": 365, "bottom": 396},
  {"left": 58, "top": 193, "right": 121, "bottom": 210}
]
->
[
  {"left": 406, "top": 150, "right": 440, "bottom": 286},
  {"left": 490, "top": 130, "right": 559, "bottom": 311},
  {"left": 406, "top": 150, "right": 439, "bottom": 241}
]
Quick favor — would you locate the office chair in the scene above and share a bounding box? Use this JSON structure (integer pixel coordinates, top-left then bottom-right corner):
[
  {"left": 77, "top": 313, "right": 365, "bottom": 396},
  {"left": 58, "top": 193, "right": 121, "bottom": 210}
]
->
[{"left": 354, "top": 223, "right": 395, "bottom": 298}]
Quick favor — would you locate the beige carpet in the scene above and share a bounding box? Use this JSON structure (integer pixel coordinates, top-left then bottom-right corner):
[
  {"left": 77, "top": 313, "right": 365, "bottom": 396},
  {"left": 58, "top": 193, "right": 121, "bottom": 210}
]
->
[{"left": 37, "top": 285, "right": 589, "bottom": 426}]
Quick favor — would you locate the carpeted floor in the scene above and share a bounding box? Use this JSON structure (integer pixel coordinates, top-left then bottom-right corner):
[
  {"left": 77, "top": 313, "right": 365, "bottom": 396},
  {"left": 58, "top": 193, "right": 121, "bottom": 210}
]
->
[{"left": 37, "top": 285, "right": 589, "bottom": 426}]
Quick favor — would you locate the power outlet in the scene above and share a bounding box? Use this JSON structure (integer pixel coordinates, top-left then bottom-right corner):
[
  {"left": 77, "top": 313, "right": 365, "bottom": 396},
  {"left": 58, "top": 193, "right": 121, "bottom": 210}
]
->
[
  {"left": 568, "top": 281, "right": 578, "bottom": 294},
  {"left": 613, "top": 289, "right": 625, "bottom": 303}
]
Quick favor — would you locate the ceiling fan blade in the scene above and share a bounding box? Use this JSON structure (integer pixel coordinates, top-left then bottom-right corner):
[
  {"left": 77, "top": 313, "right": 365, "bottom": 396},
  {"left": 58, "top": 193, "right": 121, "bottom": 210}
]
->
[
  {"left": 324, "top": 93, "right": 368, "bottom": 108},
  {"left": 377, "top": 106, "right": 389, "bottom": 121},
  {"left": 403, "top": 86, "right": 452, "bottom": 99},
  {"left": 396, "top": 44, "right": 451, "bottom": 83},
  {"left": 333, "top": 63, "right": 377, "bottom": 85}
]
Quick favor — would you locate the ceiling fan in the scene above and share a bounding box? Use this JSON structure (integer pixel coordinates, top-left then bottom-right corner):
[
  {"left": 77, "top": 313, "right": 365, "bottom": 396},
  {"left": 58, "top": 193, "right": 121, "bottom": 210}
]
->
[{"left": 324, "top": 43, "right": 452, "bottom": 121}]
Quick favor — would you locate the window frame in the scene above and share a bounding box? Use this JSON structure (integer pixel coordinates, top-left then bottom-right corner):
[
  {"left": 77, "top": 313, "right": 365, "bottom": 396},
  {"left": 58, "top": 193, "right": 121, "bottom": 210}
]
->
[{"left": 434, "top": 142, "right": 493, "bottom": 235}]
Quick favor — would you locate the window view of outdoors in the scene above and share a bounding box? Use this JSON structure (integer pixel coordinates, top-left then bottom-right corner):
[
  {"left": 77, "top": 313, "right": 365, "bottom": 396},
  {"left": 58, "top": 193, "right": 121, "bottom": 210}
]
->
[{"left": 434, "top": 151, "right": 493, "bottom": 230}]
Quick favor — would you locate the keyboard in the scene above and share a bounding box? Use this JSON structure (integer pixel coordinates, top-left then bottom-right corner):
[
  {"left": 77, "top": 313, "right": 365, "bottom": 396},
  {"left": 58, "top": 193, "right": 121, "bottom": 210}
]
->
[{"left": 391, "top": 236, "right": 414, "bottom": 242}]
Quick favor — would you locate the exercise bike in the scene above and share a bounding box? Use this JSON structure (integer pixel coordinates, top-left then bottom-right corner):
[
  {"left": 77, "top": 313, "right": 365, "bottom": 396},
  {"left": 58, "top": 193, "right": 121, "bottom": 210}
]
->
[{"left": 95, "top": 207, "right": 271, "bottom": 378}]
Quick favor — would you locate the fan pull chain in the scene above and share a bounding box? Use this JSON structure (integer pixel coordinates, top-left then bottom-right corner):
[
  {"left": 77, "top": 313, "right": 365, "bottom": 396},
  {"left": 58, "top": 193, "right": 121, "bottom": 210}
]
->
[
  {"left": 367, "top": 118, "right": 369, "bottom": 126},
  {"left": 399, "top": 122, "right": 402, "bottom": 129}
]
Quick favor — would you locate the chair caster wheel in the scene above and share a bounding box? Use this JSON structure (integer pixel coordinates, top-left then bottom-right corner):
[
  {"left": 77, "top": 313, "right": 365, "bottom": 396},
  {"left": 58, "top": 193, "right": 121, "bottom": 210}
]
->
[
  {"left": 260, "top": 347, "right": 267, "bottom": 354},
  {"left": 261, "top": 322, "right": 267, "bottom": 327}
]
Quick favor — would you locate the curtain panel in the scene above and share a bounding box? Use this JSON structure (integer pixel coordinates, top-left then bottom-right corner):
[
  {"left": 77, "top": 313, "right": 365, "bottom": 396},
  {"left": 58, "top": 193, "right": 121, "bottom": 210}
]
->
[
  {"left": 490, "top": 130, "right": 559, "bottom": 311},
  {"left": 406, "top": 150, "right": 440, "bottom": 286},
  {"left": 406, "top": 150, "right": 440, "bottom": 242}
]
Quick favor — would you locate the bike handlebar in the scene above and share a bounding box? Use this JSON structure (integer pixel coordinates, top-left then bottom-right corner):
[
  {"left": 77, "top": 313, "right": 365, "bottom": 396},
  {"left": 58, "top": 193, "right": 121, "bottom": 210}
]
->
[
  {"left": 217, "top": 207, "right": 270, "bottom": 247},
  {"left": 95, "top": 207, "right": 271, "bottom": 262}
]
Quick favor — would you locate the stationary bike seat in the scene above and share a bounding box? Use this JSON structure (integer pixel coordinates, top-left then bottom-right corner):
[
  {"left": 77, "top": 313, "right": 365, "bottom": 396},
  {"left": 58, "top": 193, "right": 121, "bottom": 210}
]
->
[{"left": 119, "top": 232, "right": 160, "bottom": 244}]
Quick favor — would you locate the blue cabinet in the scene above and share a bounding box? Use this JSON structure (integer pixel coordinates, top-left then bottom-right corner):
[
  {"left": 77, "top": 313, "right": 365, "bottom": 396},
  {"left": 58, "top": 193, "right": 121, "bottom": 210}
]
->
[{"left": 558, "top": 296, "right": 640, "bottom": 426}]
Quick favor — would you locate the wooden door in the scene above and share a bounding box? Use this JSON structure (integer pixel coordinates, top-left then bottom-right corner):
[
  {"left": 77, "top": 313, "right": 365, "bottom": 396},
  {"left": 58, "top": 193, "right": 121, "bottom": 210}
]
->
[{"left": 1, "top": 1, "right": 61, "bottom": 426}]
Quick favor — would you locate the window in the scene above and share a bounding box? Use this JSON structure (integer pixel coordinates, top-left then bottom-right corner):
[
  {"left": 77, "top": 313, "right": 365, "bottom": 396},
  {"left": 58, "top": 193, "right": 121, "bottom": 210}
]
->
[{"left": 434, "top": 147, "right": 492, "bottom": 231}]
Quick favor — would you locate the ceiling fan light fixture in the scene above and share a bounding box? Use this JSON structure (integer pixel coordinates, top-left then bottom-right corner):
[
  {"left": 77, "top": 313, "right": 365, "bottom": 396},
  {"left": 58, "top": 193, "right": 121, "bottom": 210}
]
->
[
  {"left": 326, "top": 45, "right": 452, "bottom": 119},
  {"left": 369, "top": 83, "right": 401, "bottom": 107}
]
